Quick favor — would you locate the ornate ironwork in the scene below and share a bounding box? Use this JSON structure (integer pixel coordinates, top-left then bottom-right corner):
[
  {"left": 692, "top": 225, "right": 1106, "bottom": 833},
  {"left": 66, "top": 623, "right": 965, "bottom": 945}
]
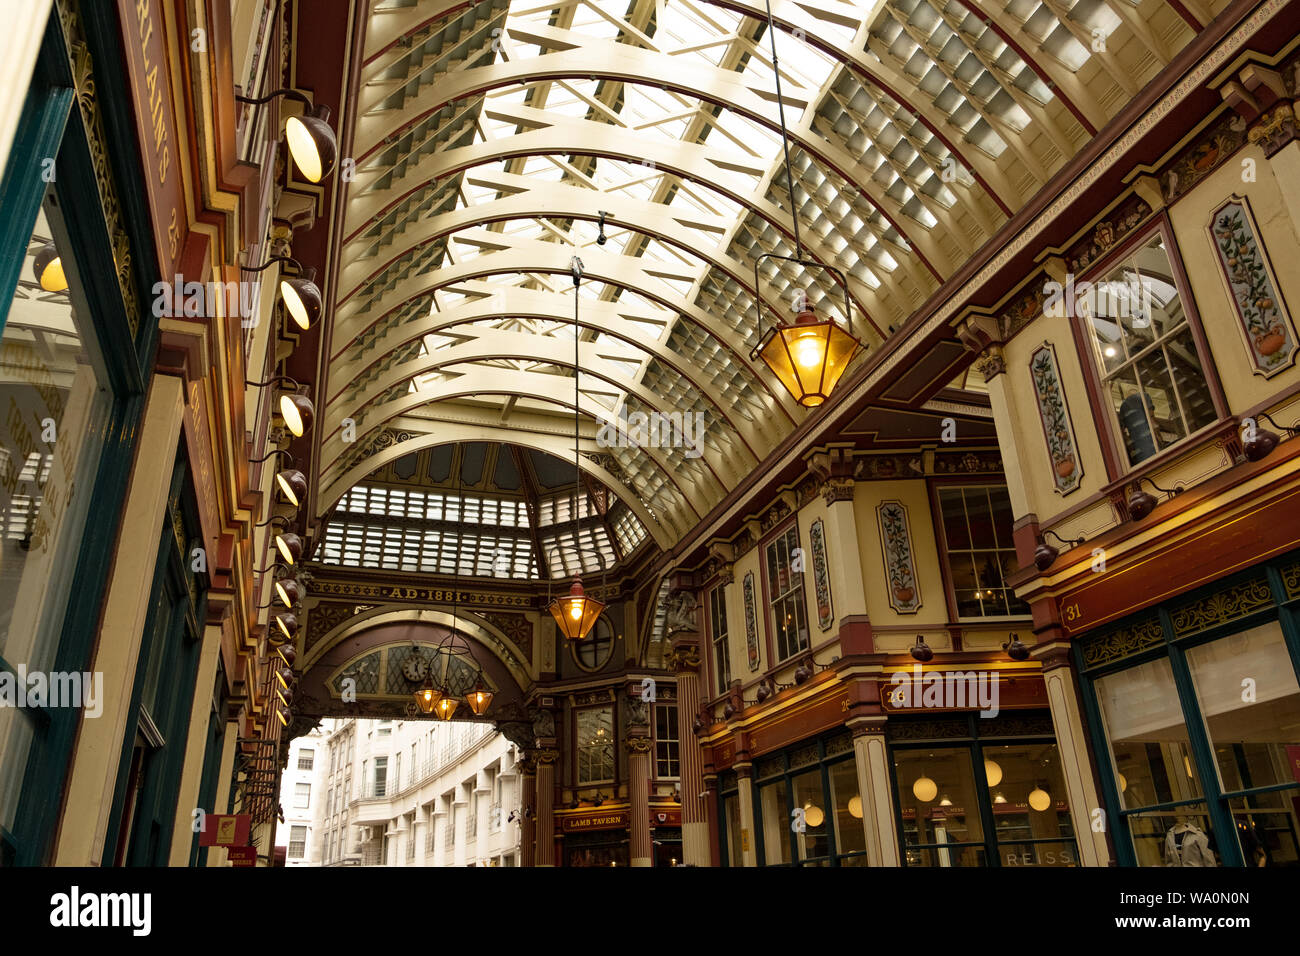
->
[
  {"left": 1079, "top": 614, "right": 1165, "bottom": 669},
  {"left": 1169, "top": 576, "right": 1273, "bottom": 638}
]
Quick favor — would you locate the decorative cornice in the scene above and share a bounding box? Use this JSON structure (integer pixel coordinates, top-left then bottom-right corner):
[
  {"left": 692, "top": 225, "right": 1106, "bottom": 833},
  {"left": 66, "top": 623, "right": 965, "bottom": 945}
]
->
[
  {"left": 821, "top": 477, "right": 855, "bottom": 505},
  {"left": 974, "top": 345, "right": 1007, "bottom": 380}
]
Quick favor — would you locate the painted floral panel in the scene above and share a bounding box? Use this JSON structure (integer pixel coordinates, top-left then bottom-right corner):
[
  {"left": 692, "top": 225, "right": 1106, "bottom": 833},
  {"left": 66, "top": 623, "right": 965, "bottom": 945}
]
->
[
  {"left": 1211, "top": 198, "right": 1296, "bottom": 376},
  {"left": 877, "top": 501, "right": 921, "bottom": 614},
  {"left": 809, "top": 518, "right": 833, "bottom": 630},
  {"left": 743, "top": 571, "right": 760, "bottom": 672},
  {"left": 1029, "top": 343, "right": 1083, "bottom": 495}
]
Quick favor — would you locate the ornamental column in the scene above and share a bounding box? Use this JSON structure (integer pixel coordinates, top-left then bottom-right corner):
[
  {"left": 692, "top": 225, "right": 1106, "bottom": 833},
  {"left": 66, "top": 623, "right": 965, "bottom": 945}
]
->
[
  {"left": 534, "top": 748, "right": 559, "bottom": 866},
  {"left": 1034, "top": 639, "right": 1112, "bottom": 867},
  {"left": 452, "top": 783, "right": 468, "bottom": 867},
  {"left": 432, "top": 796, "right": 449, "bottom": 867},
  {"left": 847, "top": 716, "right": 900, "bottom": 866},
  {"left": 668, "top": 634, "right": 709, "bottom": 866},
  {"left": 733, "top": 761, "right": 758, "bottom": 866},
  {"left": 474, "top": 770, "right": 492, "bottom": 865},
  {"left": 517, "top": 751, "right": 537, "bottom": 867},
  {"left": 626, "top": 733, "right": 654, "bottom": 867}
]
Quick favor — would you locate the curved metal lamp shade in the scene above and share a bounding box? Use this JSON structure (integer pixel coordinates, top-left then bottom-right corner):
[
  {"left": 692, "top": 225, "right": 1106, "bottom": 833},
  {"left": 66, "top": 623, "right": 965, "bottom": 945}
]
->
[
  {"left": 276, "top": 469, "right": 308, "bottom": 508},
  {"left": 279, "top": 269, "right": 322, "bottom": 330},
  {"left": 548, "top": 577, "right": 605, "bottom": 640},
  {"left": 279, "top": 393, "right": 315, "bottom": 437},
  {"left": 274, "top": 576, "right": 302, "bottom": 608},
  {"left": 275, "top": 532, "right": 304, "bottom": 565},
  {"left": 284, "top": 105, "right": 337, "bottom": 183},
  {"left": 755, "top": 297, "right": 862, "bottom": 408},
  {"left": 32, "top": 242, "right": 67, "bottom": 292}
]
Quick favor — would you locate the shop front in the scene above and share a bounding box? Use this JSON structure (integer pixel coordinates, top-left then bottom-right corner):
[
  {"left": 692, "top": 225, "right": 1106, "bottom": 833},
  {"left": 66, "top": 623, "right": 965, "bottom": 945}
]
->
[
  {"left": 1076, "top": 553, "right": 1300, "bottom": 868},
  {"left": 558, "top": 806, "right": 629, "bottom": 867}
]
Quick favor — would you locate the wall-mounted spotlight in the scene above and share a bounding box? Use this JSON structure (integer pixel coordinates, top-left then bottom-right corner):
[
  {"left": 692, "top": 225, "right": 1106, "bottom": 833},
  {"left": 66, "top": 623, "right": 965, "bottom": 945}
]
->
[
  {"left": 255, "top": 514, "right": 304, "bottom": 566},
  {"left": 909, "top": 635, "right": 934, "bottom": 662},
  {"left": 32, "top": 242, "right": 67, "bottom": 292},
  {"left": 240, "top": 255, "right": 322, "bottom": 330},
  {"left": 245, "top": 375, "right": 315, "bottom": 438},
  {"left": 1003, "top": 634, "right": 1030, "bottom": 661},
  {"left": 248, "top": 449, "right": 309, "bottom": 509},
  {"left": 1034, "top": 528, "right": 1086, "bottom": 572},
  {"left": 1241, "top": 411, "right": 1298, "bottom": 461},
  {"left": 277, "top": 644, "right": 297, "bottom": 668},
  {"left": 235, "top": 89, "right": 337, "bottom": 183},
  {"left": 269, "top": 612, "right": 299, "bottom": 644},
  {"left": 1126, "top": 475, "right": 1181, "bottom": 522}
]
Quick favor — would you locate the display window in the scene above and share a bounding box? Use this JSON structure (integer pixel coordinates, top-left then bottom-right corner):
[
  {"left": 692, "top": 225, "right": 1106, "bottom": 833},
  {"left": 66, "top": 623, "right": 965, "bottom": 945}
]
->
[
  {"left": 1078, "top": 558, "right": 1300, "bottom": 867},
  {"left": 888, "top": 712, "right": 1077, "bottom": 867},
  {"left": 736, "top": 732, "right": 868, "bottom": 867}
]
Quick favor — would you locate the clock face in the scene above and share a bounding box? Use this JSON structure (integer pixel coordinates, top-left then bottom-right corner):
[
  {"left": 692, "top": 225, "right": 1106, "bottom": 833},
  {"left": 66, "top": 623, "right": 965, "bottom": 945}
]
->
[{"left": 401, "top": 655, "right": 429, "bottom": 682}]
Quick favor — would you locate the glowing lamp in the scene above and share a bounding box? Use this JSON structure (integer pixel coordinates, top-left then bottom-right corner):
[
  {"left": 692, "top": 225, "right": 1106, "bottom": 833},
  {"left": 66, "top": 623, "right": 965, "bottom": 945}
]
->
[
  {"left": 549, "top": 577, "right": 605, "bottom": 640},
  {"left": 465, "top": 681, "right": 494, "bottom": 716},
  {"left": 802, "top": 803, "right": 825, "bottom": 828},
  {"left": 1028, "top": 787, "right": 1052, "bottom": 812},
  {"left": 435, "top": 696, "right": 458, "bottom": 721},
  {"left": 912, "top": 776, "right": 938, "bottom": 803},
  {"left": 754, "top": 292, "right": 862, "bottom": 408},
  {"left": 285, "top": 105, "right": 337, "bottom": 183},
  {"left": 279, "top": 269, "right": 321, "bottom": 330},
  {"left": 276, "top": 469, "right": 308, "bottom": 508},
  {"left": 984, "top": 759, "right": 1003, "bottom": 787},
  {"left": 847, "top": 795, "right": 863, "bottom": 819},
  {"left": 275, "top": 532, "right": 304, "bottom": 566},
  {"left": 33, "top": 242, "right": 67, "bottom": 292},
  {"left": 279, "top": 393, "right": 315, "bottom": 438},
  {"left": 414, "top": 677, "right": 441, "bottom": 715}
]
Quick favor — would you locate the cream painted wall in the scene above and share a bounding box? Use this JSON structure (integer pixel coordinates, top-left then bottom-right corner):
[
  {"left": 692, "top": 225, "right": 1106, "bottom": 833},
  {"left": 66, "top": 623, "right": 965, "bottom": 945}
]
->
[
  {"left": 0, "top": 1, "right": 51, "bottom": 180},
  {"left": 1168, "top": 141, "right": 1300, "bottom": 413},
  {"left": 854, "top": 480, "right": 949, "bottom": 630},
  {"left": 1000, "top": 310, "right": 1112, "bottom": 527}
]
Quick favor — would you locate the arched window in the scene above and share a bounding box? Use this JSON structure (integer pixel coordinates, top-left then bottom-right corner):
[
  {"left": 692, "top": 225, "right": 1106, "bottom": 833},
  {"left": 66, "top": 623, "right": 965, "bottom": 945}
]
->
[{"left": 572, "top": 615, "right": 615, "bottom": 671}]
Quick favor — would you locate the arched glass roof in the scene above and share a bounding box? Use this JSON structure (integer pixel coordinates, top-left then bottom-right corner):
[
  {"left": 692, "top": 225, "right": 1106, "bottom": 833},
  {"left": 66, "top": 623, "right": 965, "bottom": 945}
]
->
[{"left": 319, "top": 0, "right": 1219, "bottom": 548}]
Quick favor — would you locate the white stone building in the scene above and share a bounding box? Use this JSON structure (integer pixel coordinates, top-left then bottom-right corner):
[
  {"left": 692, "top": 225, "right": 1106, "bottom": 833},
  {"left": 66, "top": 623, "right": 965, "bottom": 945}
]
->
[
  {"left": 311, "top": 717, "right": 523, "bottom": 867},
  {"left": 276, "top": 724, "right": 328, "bottom": 866}
]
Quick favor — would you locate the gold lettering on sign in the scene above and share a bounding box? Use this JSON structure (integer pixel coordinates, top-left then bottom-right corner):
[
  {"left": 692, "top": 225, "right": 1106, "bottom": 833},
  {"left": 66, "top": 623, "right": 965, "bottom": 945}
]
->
[{"left": 133, "top": 0, "right": 171, "bottom": 187}]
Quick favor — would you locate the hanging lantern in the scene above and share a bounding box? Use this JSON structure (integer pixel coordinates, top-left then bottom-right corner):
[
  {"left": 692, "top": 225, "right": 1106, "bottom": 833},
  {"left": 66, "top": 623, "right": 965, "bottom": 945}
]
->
[
  {"left": 549, "top": 576, "right": 605, "bottom": 641},
  {"left": 465, "top": 680, "right": 494, "bottom": 716},
  {"left": 414, "top": 676, "right": 442, "bottom": 715},
  {"left": 435, "top": 696, "right": 459, "bottom": 721},
  {"left": 754, "top": 289, "right": 862, "bottom": 408},
  {"left": 32, "top": 242, "right": 68, "bottom": 292}
]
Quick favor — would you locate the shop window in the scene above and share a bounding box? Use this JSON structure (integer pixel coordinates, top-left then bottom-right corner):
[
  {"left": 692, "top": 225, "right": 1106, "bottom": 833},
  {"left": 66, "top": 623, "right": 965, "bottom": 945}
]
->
[
  {"left": 937, "top": 486, "right": 1028, "bottom": 618},
  {"left": 765, "top": 524, "right": 809, "bottom": 662},
  {"left": 572, "top": 614, "right": 614, "bottom": 671},
  {"left": 722, "top": 789, "right": 744, "bottom": 867},
  {"left": 654, "top": 703, "right": 679, "bottom": 779},
  {"left": 575, "top": 705, "right": 614, "bottom": 784},
  {"left": 288, "top": 826, "right": 307, "bottom": 859},
  {"left": 708, "top": 581, "right": 731, "bottom": 696},
  {"left": 828, "top": 760, "right": 867, "bottom": 864},
  {"left": 759, "top": 779, "right": 792, "bottom": 865},
  {"left": 891, "top": 717, "right": 1077, "bottom": 867},
  {"left": 1078, "top": 230, "right": 1216, "bottom": 467}
]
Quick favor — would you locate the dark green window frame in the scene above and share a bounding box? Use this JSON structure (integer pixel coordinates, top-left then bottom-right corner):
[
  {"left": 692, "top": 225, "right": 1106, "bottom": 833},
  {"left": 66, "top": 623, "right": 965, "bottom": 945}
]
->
[{"left": 1076, "top": 554, "right": 1300, "bottom": 868}]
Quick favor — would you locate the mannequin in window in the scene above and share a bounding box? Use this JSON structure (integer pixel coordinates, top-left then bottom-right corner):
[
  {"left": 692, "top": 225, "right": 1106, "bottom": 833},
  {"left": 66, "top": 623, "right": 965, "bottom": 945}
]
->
[{"left": 1164, "top": 818, "right": 1216, "bottom": 866}]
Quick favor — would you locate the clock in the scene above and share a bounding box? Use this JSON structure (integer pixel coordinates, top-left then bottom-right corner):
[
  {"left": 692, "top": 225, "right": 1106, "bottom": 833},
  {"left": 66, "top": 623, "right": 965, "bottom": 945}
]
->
[{"left": 401, "top": 654, "right": 429, "bottom": 682}]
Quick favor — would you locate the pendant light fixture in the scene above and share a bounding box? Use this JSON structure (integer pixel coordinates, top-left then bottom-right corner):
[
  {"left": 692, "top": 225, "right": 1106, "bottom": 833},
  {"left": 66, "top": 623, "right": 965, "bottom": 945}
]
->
[
  {"left": 547, "top": 256, "right": 606, "bottom": 640},
  {"left": 750, "top": 0, "right": 863, "bottom": 408},
  {"left": 235, "top": 89, "right": 338, "bottom": 183},
  {"left": 414, "top": 674, "right": 442, "bottom": 715}
]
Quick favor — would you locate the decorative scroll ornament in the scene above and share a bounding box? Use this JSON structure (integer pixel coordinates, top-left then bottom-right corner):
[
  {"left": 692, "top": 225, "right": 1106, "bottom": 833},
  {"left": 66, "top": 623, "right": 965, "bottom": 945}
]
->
[
  {"left": 877, "top": 501, "right": 921, "bottom": 614},
  {"left": 1029, "top": 343, "right": 1084, "bottom": 494},
  {"left": 742, "top": 571, "right": 760, "bottom": 672},
  {"left": 1209, "top": 197, "right": 1296, "bottom": 377},
  {"left": 809, "top": 518, "right": 834, "bottom": 630}
]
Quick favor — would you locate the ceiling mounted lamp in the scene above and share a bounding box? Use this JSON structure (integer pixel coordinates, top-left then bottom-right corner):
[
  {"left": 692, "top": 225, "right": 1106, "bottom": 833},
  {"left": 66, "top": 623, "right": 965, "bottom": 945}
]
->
[
  {"left": 1028, "top": 785, "right": 1052, "bottom": 812},
  {"left": 1240, "top": 412, "right": 1297, "bottom": 461},
  {"left": 465, "top": 680, "right": 494, "bottom": 717},
  {"left": 984, "top": 759, "right": 1003, "bottom": 788},
  {"left": 435, "top": 695, "right": 459, "bottom": 721},
  {"left": 414, "top": 675, "right": 442, "bottom": 715},
  {"left": 245, "top": 375, "right": 316, "bottom": 438},
  {"left": 1125, "top": 475, "right": 1180, "bottom": 522},
  {"left": 847, "top": 795, "right": 863, "bottom": 819},
  {"left": 546, "top": 257, "right": 606, "bottom": 641},
  {"left": 912, "top": 775, "right": 938, "bottom": 803},
  {"left": 235, "top": 89, "right": 337, "bottom": 183},
  {"left": 239, "top": 255, "right": 323, "bottom": 330},
  {"left": 32, "top": 242, "right": 68, "bottom": 292},
  {"left": 1033, "top": 528, "right": 1086, "bottom": 572},
  {"left": 749, "top": 0, "right": 862, "bottom": 409}
]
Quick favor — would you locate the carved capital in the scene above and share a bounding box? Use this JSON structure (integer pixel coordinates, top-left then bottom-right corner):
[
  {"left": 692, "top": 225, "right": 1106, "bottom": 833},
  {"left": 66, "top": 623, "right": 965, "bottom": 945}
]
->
[
  {"left": 974, "top": 345, "right": 1007, "bottom": 380},
  {"left": 535, "top": 748, "right": 560, "bottom": 766},
  {"left": 624, "top": 735, "right": 653, "bottom": 756},
  {"left": 666, "top": 643, "right": 702, "bottom": 674},
  {"left": 1247, "top": 101, "right": 1298, "bottom": 158},
  {"left": 717, "top": 562, "right": 734, "bottom": 585},
  {"left": 821, "top": 477, "right": 855, "bottom": 505}
]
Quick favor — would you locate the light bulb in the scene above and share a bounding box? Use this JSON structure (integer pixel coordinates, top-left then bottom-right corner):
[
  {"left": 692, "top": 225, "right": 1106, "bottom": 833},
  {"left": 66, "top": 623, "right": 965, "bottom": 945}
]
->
[
  {"left": 1028, "top": 787, "right": 1051, "bottom": 812},
  {"left": 794, "top": 333, "right": 824, "bottom": 369},
  {"left": 984, "top": 759, "right": 1002, "bottom": 787},
  {"left": 847, "top": 795, "right": 862, "bottom": 819},
  {"left": 569, "top": 601, "right": 582, "bottom": 621},
  {"left": 912, "top": 776, "right": 937, "bottom": 803}
]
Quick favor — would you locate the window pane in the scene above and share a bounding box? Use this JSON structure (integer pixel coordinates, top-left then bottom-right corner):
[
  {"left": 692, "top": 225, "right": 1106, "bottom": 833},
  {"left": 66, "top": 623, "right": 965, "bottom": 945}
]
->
[
  {"left": 829, "top": 760, "right": 866, "bottom": 856},
  {"left": 1095, "top": 657, "right": 1204, "bottom": 809},
  {"left": 894, "top": 748, "right": 985, "bottom": 859},
  {"left": 1185, "top": 622, "right": 1300, "bottom": 792},
  {"left": 760, "top": 781, "right": 791, "bottom": 865},
  {"left": 791, "top": 769, "right": 832, "bottom": 862},
  {"left": 939, "top": 489, "right": 970, "bottom": 551},
  {"left": 1227, "top": 792, "right": 1300, "bottom": 867},
  {"left": 984, "top": 742, "right": 1077, "bottom": 866},
  {"left": 724, "top": 793, "right": 744, "bottom": 866},
  {"left": 1126, "top": 805, "right": 1217, "bottom": 867}
]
